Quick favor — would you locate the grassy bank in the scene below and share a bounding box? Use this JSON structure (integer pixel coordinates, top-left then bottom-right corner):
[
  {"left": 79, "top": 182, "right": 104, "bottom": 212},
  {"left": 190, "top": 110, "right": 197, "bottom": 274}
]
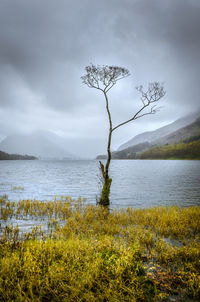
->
[
  {"left": 139, "top": 139, "right": 200, "bottom": 160},
  {"left": 0, "top": 197, "right": 200, "bottom": 301}
]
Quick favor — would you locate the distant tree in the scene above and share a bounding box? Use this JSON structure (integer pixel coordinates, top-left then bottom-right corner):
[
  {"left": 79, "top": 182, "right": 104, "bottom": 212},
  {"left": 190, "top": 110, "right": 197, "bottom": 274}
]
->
[{"left": 81, "top": 64, "right": 165, "bottom": 206}]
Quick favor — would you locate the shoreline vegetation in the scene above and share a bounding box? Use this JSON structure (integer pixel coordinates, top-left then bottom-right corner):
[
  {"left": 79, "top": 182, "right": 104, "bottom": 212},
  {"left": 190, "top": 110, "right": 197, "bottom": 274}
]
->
[
  {"left": 0, "top": 197, "right": 200, "bottom": 301},
  {"left": 97, "top": 139, "right": 200, "bottom": 160},
  {"left": 0, "top": 150, "right": 37, "bottom": 160},
  {"left": 1, "top": 138, "right": 200, "bottom": 161}
]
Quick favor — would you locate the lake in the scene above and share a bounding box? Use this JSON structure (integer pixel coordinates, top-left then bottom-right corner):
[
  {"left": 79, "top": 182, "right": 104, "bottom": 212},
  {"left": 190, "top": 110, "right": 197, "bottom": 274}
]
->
[{"left": 0, "top": 159, "right": 200, "bottom": 209}]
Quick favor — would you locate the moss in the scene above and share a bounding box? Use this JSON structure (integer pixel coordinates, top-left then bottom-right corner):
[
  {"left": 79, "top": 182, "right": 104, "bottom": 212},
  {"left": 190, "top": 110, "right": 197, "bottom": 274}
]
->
[{"left": 99, "top": 177, "right": 112, "bottom": 206}]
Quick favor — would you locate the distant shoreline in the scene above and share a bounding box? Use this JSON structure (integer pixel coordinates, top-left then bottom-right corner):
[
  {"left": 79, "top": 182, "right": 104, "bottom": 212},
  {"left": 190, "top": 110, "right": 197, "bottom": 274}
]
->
[{"left": 0, "top": 150, "right": 37, "bottom": 160}]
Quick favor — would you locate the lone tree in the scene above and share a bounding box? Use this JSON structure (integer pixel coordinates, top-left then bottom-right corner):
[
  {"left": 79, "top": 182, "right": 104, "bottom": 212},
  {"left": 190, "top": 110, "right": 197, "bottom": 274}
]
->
[{"left": 81, "top": 64, "right": 165, "bottom": 206}]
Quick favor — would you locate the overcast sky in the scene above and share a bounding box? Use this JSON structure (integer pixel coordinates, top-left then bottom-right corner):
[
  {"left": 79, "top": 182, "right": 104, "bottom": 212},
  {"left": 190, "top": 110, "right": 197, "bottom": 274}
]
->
[{"left": 0, "top": 0, "right": 200, "bottom": 157}]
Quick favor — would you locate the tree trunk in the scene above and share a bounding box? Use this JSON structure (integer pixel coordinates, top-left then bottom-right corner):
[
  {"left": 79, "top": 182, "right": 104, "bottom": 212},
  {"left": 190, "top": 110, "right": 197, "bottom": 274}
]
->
[
  {"left": 98, "top": 91, "right": 113, "bottom": 206},
  {"left": 99, "top": 130, "right": 112, "bottom": 206}
]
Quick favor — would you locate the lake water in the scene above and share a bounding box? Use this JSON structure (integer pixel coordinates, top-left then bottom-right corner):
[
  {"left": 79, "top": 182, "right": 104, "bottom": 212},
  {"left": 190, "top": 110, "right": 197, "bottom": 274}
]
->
[{"left": 0, "top": 159, "right": 200, "bottom": 209}]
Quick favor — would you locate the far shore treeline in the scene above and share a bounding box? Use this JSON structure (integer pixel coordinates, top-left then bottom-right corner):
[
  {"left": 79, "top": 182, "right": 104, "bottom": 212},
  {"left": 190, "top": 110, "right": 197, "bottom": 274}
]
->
[
  {"left": 0, "top": 150, "right": 37, "bottom": 160},
  {"left": 1, "top": 139, "right": 200, "bottom": 161},
  {"left": 97, "top": 138, "right": 200, "bottom": 160}
]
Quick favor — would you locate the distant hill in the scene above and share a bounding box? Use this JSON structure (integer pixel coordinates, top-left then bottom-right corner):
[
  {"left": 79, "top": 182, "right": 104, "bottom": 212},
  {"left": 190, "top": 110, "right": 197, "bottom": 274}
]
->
[
  {"left": 118, "top": 111, "right": 200, "bottom": 150},
  {"left": 0, "top": 131, "right": 76, "bottom": 159},
  {"left": 154, "top": 117, "right": 200, "bottom": 145},
  {"left": 112, "top": 118, "right": 200, "bottom": 160},
  {"left": 96, "top": 113, "right": 200, "bottom": 160},
  {"left": 96, "top": 142, "right": 151, "bottom": 160},
  {"left": 111, "top": 142, "right": 151, "bottom": 159},
  {"left": 139, "top": 139, "right": 200, "bottom": 160},
  {"left": 0, "top": 150, "right": 37, "bottom": 160}
]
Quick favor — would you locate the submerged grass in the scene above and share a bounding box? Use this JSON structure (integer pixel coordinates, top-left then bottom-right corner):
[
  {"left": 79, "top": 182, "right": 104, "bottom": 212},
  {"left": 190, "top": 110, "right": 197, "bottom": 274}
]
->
[
  {"left": 12, "top": 186, "right": 24, "bottom": 190},
  {"left": 0, "top": 197, "right": 200, "bottom": 301}
]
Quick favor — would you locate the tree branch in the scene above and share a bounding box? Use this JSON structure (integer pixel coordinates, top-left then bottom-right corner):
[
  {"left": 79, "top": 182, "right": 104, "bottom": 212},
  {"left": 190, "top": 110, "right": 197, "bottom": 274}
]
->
[
  {"left": 112, "top": 82, "right": 165, "bottom": 132},
  {"left": 81, "top": 64, "right": 130, "bottom": 92}
]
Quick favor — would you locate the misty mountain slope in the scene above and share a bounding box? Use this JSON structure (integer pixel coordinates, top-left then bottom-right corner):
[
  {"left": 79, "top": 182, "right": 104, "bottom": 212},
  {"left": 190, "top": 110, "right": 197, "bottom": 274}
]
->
[
  {"left": 112, "top": 142, "right": 152, "bottom": 159},
  {"left": 111, "top": 118, "right": 200, "bottom": 159},
  {"left": 154, "top": 117, "right": 200, "bottom": 145},
  {"left": 96, "top": 142, "right": 152, "bottom": 160},
  {"left": 118, "top": 111, "right": 200, "bottom": 151},
  {"left": 0, "top": 131, "right": 76, "bottom": 159}
]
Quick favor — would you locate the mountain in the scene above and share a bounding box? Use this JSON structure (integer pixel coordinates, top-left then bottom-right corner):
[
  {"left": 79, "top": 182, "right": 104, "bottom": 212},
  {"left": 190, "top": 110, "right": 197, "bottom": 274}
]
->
[
  {"left": 0, "top": 150, "right": 37, "bottom": 160},
  {"left": 0, "top": 131, "right": 76, "bottom": 159},
  {"left": 111, "top": 142, "right": 152, "bottom": 159},
  {"left": 118, "top": 111, "right": 200, "bottom": 150},
  {"left": 111, "top": 117, "right": 200, "bottom": 160},
  {"left": 96, "top": 113, "right": 200, "bottom": 160},
  {"left": 154, "top": 117, "right": 200, "bottom": 145}
]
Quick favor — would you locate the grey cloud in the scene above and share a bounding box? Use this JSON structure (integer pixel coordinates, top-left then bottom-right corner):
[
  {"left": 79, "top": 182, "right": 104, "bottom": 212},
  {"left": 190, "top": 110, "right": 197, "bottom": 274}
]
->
[{"left": 0, "top": 0, "right": 200, "bottom": 157}]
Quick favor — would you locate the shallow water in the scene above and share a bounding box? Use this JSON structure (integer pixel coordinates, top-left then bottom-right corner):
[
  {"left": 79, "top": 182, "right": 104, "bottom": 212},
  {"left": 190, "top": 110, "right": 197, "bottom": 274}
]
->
[{"left": 0, "top": 159, "right": 200, "bottom": 208}]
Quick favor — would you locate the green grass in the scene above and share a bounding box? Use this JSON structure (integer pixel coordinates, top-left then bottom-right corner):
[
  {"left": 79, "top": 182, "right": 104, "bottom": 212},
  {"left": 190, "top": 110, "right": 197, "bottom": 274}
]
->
[
  {"left": 12, "top": 186, "right": 24, "bottom": 190},
  {"left": 0, "top": 197, "right": 200, "bottom": 301},
  {"left": 139, "top": 139, "right": 200, "bottom": 160}
]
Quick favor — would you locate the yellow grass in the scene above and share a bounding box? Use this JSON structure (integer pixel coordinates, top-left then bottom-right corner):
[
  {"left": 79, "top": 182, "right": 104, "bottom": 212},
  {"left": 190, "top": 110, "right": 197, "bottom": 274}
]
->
[{"left": 0, "top": 197, "right": 200, "bottom": 301}]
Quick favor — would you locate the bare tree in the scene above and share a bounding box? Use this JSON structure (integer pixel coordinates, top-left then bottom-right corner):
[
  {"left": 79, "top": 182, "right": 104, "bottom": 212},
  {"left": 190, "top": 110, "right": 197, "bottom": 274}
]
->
[{"left": 81, "top": 64, "right": 165, "bottom": 206}]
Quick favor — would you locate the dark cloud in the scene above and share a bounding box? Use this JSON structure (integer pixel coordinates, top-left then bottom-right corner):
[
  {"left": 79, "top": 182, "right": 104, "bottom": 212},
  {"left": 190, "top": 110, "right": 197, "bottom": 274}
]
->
[{"left": 0, "top": 0, "right": 200, "bottom": 157}]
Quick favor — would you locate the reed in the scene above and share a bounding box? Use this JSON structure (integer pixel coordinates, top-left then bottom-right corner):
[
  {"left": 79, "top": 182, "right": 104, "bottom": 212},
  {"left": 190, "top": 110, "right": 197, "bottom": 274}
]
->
[
  {"left": 0, "top": 197, "right": 200, "bottom": 301},
  {"left": 12, "top": 186, "right": 24, "bottom": 190}
]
